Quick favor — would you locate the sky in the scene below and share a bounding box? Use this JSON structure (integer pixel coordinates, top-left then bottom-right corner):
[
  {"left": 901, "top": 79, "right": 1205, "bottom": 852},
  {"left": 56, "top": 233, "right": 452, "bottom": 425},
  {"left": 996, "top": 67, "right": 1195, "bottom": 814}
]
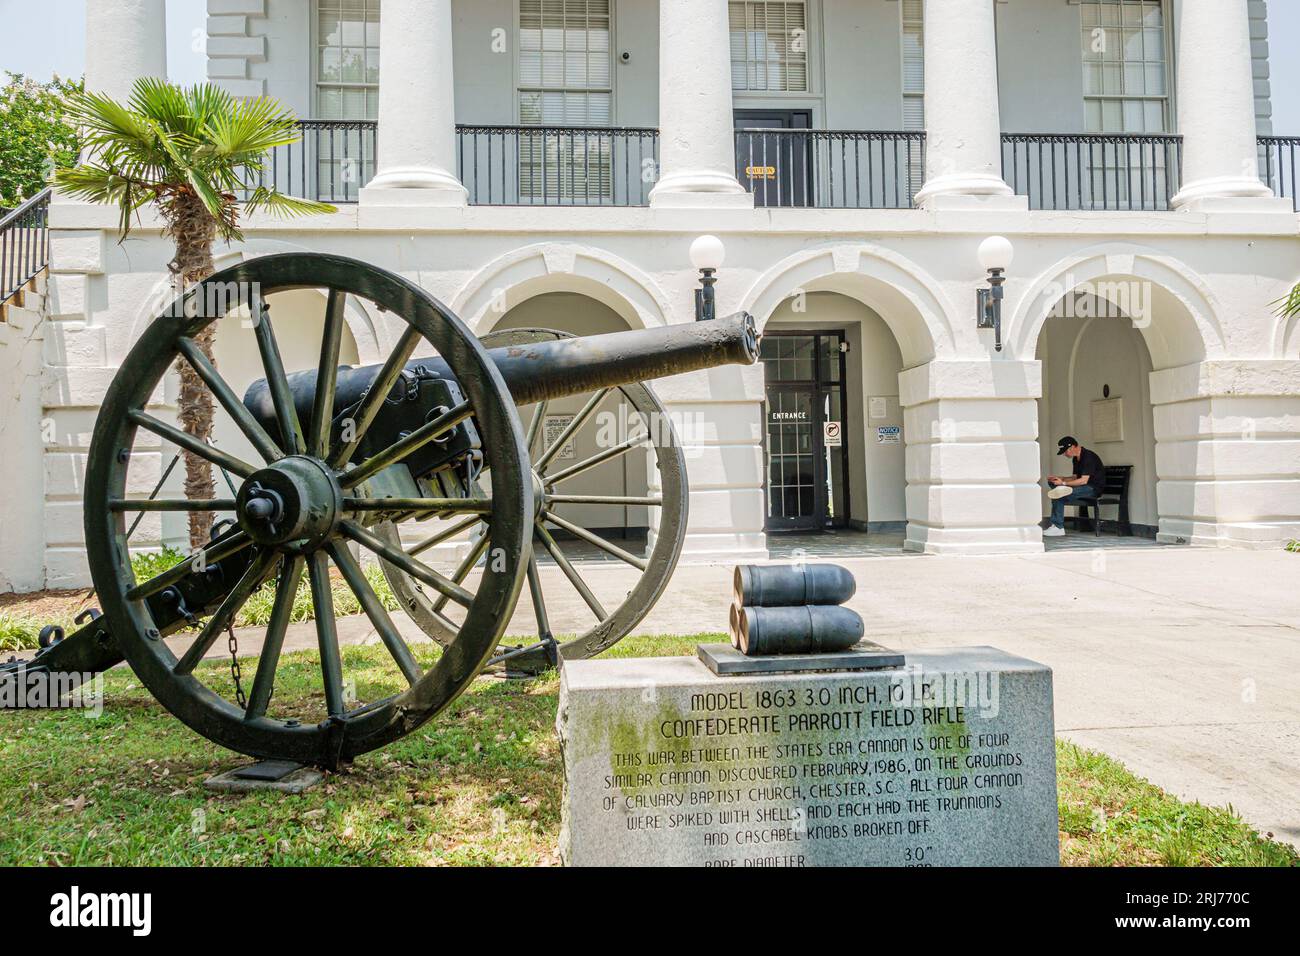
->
[{"left": 1, "top": 0, "right": 1298, "bottom": 132}]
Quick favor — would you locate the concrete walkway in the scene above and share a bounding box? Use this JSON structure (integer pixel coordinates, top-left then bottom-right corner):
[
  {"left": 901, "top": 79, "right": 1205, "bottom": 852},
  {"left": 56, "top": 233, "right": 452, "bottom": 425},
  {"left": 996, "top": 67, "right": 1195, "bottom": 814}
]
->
[{"left": 52, "top": 539, "right": 1300, "bottom": 847}]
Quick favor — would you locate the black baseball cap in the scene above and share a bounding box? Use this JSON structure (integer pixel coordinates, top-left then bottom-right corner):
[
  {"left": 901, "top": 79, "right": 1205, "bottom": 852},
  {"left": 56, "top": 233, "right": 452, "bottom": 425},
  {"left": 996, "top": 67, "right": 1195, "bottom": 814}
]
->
[{"left": 1056, "top": 436, "right": 1079, "bottom": 455}]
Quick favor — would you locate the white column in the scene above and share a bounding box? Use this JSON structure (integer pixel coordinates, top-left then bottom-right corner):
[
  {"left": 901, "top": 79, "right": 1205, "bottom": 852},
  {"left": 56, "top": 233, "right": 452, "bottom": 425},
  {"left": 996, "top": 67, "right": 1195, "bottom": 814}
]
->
[
  {"left": 84, "top": 0, "right": 167, "bottom": 100},
  {"left": 360, "top": 0, "right": 466, "bottom": 206},
  {"left": 913, "top": 0, "right": 1014, "bottom": 207},
  {"left": 649, "top": 0, "right": 751, "bottom": 208},
  {"left": 1171, "top": 0, "right": 1273, "bottom": 208}
]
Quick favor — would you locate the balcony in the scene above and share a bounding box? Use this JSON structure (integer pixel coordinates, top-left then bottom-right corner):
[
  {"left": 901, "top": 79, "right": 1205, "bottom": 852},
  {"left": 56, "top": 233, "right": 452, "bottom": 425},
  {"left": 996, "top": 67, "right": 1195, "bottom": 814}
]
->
[
  {"left": 1002, "top": 133, "right": 1185, "bottom": 211},
  {"left": 1260, "top": 136, "right": 1300, "bottom": 212},
  {"left": 734, "top": 129, "right": 926, "bottom": 209},
  {"left": 457, "top": 125, "right": 660, "bottom": 207},
  {"left": 255, "top": 122, "right": 1300, "bottom": 215}
]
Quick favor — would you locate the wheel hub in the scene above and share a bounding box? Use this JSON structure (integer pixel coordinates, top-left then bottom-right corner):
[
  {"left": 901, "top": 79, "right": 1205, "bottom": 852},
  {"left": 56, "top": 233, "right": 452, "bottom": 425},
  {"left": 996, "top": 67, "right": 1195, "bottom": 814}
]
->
[{"left": 236, "top": 455, "right": 343, "bottom": 549}]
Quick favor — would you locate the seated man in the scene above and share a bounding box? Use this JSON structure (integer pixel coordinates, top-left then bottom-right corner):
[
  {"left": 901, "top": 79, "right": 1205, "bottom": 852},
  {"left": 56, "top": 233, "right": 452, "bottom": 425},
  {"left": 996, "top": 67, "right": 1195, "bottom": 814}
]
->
[{"left": 1044, "top": 436, "right": 1105, "bottom": 538}]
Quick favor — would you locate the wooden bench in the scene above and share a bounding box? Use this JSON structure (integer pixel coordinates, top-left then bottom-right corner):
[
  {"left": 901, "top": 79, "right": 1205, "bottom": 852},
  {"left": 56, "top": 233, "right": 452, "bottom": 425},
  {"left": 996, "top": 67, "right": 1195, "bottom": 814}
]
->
[{"left": 1068, "top": 465, "right": 1133, "bottom": 537}]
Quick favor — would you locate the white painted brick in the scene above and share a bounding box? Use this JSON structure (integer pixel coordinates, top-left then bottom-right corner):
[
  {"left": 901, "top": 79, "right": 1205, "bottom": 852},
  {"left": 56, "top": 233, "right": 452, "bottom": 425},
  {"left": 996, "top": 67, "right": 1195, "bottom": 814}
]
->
[
  {"left": 49, "top": 231, "right": 104, "bottom": 274},
  {"left": 208, "top": 0, "right": 265, "bottom": 14},
  {"left": 47, "top": 273, "right": 88, "bottom": 319},
  {"left": 206, "top": 35, "right": 266, "bottom": 60},
  {"left": 42, "top": 366, "right": 167, "bottom": 409},
  {"left": 905, "top": 483, "right": 1041, "bottom": 529},
  {"left": 207, "top": 58, "right": 248, "bottom": 80},
  {"left": 44, "top": 324, "right": 108, "bottom": 367},
  {"left": 206, "top": 14, "right": 248, "bottom": 35},
  {"left": 215, "top": 78, "right": 268, "bottom": 99},
  {"left": 45, "top": 451, "right": 163, "bottom": 498},
  {"left": 45, "top": 548, "right": 91, "bottom": 589}
]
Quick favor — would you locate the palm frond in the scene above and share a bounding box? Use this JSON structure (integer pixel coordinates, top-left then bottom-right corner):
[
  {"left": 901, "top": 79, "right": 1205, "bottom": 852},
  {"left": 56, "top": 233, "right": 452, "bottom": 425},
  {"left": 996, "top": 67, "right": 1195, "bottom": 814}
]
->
[
  {"left": 58, "top": 79, "right": 332, "bottom": 246},
  {"left": 243, "top": 188, "right": 338, "bottom": 219},
  {"left": 1272, "top": 283, "right": 1300, "bottom": 319}
]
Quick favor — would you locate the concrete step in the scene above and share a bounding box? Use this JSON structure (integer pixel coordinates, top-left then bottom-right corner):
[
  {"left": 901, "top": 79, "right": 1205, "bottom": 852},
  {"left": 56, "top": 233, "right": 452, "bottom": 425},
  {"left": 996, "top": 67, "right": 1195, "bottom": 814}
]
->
[{"left": 1, "top": 303, "right": 43, "bottom": 333}]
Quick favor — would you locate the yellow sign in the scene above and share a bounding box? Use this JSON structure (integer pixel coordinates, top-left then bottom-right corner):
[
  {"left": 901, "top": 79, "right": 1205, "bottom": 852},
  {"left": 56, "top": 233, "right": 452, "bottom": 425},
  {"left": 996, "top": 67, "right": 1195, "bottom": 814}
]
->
[{"left": 746, "top": 165, "right": 777, "bottom": 179}]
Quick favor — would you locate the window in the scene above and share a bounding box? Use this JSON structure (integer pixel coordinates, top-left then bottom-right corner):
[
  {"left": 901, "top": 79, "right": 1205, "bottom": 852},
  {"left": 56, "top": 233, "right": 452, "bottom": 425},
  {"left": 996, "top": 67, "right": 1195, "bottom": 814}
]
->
[
  {"left": 1080, "top": 0, "right": 1169, "bottom": 133},
  {"left": 729, "top": 1, "right": 809, "bottom": 93},
  {"left": 517, "top": 0, "right": 613, "bottom": 203},
  {"left": 313, "top": 0, "right": 379, "bottom": 201},
  {"left": 518, "top": 0, "right": 612, "bottom": 126},
  {"left": 900, "top": 0, "right": 924, "bottom": 131},
  {"left": 316, "top": 0, "right": 380, "bottom": 120}
]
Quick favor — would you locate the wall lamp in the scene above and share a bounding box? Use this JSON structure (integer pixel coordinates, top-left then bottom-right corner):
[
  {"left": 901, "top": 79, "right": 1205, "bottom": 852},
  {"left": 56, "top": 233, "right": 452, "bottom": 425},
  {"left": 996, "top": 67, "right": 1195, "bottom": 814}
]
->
[
  {"left": 976, "top": 235, "right": 1014, "bottom": 352},
  {"left": 690, "top": 234, "right": 725, "bottom": 321}
]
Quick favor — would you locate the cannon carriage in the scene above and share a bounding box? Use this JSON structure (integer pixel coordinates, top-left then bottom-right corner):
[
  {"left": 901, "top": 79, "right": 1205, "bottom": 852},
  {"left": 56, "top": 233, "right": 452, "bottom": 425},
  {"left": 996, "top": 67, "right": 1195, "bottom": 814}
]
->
[{"left": 3, "top": 253, "right": 757, "bottom": 768}]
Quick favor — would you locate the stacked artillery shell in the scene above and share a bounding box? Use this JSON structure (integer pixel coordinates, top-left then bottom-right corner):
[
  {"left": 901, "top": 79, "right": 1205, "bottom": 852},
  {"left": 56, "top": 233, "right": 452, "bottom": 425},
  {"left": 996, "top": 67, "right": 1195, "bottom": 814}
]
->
[{"left": 730, "top": 564, "right": 863, "bottom": 657}]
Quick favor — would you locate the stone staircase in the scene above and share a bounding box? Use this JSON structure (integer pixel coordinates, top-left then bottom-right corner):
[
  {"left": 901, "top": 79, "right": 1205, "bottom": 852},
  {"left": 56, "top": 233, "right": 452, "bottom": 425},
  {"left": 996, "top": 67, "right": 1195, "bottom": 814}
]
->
[{"left": 0, "top": 270, "right": 48, "bottom": 327}]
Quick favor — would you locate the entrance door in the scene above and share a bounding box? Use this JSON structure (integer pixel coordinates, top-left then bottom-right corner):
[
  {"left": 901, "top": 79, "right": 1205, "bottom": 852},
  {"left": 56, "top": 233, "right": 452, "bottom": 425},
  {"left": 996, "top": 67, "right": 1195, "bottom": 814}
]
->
[
  {"left": 761, "top": 332, "right": 851, "bottom": 531},
  {"left": 735, "top": 109, "right": 813, "bottom": 207}
]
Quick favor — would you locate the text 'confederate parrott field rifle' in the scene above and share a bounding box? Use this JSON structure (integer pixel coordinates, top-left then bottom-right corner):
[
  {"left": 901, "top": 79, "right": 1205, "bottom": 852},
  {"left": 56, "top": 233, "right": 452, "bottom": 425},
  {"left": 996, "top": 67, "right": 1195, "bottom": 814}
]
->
[{"left": 2, "top": 253, "right": 758, "bottom": 768}]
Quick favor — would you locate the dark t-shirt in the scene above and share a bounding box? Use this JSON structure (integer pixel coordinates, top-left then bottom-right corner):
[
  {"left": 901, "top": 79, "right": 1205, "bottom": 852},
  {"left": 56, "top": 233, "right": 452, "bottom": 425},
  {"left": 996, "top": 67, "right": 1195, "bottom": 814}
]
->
[{"left": 1073, "top": 447, "right": 1106, "bottom": 495}]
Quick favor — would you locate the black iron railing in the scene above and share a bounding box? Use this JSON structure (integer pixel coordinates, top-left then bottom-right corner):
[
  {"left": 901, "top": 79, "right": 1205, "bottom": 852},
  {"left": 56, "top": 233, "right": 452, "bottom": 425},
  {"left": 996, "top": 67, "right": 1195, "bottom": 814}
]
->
[
  {"left": 1259, "top": 136, "right": 1300, "bottom": 211},
  {"left": 248, "top": 120, "right": 377, "bottom": 204},
  {"left": 1002, "top": 133, "right": 1184, "bottom": 211},
  {"left": 456, "top": 125, "right": 659, "bottom": 206},
  {"left": 734, "top": 129, "right": 926, "bottom": 208},
  {"left": 1, "top": 188, "right": 51, "bottom": 309}
]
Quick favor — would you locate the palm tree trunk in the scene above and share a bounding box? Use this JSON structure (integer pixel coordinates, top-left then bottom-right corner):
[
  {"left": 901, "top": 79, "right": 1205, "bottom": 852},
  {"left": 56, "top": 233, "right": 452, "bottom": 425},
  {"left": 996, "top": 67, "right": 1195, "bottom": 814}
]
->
[{"left": 166, "top": 191, "right": 219, "bottom": 551}]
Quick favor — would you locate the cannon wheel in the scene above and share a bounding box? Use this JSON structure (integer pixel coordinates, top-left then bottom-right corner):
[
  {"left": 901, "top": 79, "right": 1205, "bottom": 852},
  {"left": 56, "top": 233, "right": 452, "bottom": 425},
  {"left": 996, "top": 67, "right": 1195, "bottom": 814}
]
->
[
  {"left": 377, "top": 327, "right": 687, "bottom": 667},
  {"left": 82, "top": 253, "right": 532, "bottom": 767}
]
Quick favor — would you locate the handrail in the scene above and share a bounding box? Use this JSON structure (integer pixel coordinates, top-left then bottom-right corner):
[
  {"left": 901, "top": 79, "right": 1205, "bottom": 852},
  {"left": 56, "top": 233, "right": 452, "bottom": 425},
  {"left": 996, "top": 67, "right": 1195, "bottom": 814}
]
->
[
  {"left": 1, "top": 187, "right": 52, "bottom": 309},
  {"left": 1259, "top": 135, "right": 1300, "bottom": 211},
  {"left": 734, "top": 128, "right": 926, "bottom": 208},
  {"left": 1002, "top": 132, "right": 1184, "bottom": 210}
]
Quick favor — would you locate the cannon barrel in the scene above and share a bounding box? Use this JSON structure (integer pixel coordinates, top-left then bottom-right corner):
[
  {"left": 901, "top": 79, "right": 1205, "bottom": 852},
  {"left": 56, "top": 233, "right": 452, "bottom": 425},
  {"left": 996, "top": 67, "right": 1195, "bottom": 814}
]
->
[{"left": 245, "top": 311, "right": 759, "bottom": 425}]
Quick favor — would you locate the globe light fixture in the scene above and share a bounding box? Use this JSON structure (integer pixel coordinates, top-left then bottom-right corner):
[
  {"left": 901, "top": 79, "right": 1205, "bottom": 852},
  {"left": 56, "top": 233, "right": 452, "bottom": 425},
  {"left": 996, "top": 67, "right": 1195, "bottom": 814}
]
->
[
  {"left": 690, "top": 235, "right": 726, "bottom": 321},
  {"left": 976, "top": 235, "right": 1014, "bottom": 352}
]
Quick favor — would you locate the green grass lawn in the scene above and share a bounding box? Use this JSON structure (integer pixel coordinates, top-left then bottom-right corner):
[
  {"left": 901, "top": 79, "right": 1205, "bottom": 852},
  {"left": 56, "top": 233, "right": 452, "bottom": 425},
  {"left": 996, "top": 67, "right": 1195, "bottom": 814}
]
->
[{"left": 0, "top": 635, "right": 1294, "bottom": 867}]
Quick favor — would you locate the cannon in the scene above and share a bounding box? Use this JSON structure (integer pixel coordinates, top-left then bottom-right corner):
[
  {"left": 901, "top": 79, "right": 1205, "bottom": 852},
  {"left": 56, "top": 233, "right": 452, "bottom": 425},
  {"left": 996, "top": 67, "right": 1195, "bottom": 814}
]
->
[{"left": 3, "top": 253, "right": 758, "bottom": 768}]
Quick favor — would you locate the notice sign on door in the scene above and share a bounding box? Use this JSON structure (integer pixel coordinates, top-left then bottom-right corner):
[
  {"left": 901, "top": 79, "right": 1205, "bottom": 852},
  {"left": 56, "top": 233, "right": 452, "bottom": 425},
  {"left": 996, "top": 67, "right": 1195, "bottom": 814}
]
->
[
  {"left": 746, "top": 165, "right": 777, "bottom": 179},
  {"left": 823, "top": 421, "right": 843, "bottom": 447},
  {"left": 876, "top": 425, "right": 901, "bottom": 445},
  {"left": 543, "top": 414, "right": 576, "bottom": 460}
]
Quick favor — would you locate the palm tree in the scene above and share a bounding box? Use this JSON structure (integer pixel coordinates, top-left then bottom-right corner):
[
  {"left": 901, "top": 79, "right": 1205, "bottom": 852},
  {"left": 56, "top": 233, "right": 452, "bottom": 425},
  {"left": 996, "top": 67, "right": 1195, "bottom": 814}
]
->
[{"left": 56, "top": 79, "right": 335, "bottom": 549}]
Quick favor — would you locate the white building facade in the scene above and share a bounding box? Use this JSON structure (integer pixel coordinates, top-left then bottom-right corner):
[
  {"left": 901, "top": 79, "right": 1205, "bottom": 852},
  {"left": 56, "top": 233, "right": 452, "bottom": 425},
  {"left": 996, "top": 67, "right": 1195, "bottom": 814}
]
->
[{"left": 5, "top": 0, "right": 1300, "bottom": 591}]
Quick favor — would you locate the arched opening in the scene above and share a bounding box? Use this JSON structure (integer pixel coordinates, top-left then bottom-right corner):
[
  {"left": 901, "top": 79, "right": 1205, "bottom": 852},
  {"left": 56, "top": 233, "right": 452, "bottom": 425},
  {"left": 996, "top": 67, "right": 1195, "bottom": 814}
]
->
[
  {"left": 1029, "top": 267, "right": 1221, "bottom": 544},
  {"left": 1035, "top": 295, "right": 1159, "bottom": 541},
  {"left": 761, "top": 291, "right": 907, "bottom": 546}
]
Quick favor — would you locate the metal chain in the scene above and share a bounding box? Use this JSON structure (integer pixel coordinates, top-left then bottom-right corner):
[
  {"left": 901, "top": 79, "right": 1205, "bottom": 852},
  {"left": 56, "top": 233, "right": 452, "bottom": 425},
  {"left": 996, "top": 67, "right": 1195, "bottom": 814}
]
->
[{"left": 227, "top": 623, "right": 247, "bottom": 709}]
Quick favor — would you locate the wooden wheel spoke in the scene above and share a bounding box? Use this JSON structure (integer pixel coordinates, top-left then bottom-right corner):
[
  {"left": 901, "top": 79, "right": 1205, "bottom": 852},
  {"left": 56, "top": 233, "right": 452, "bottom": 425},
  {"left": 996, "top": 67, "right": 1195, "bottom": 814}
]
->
[
  {"left": 535, "top": 522, "right": 607, "bottom": 620},
  {"left": 309, "top": 289, "right": 347, "bottom": 459},
  {"left": 126, "top": 530, "right": 252, "bottom": 601},
  {"left": 340, "top": 520, "right": 475, "bottom": 609},
  {"left": 329, "top": 325, "right": 421, "bottom": 468},
  {"left": 525, "top": 554, "right": 554, "bottom": 643},
  {"left": 544, "top": 431, "right": 648, "bottom": 486},
  {"left": 432, "top": 530, "right": 492, "bottom": 614},
  {"left": 407, "top": 514, "right": 482, "bottom": 557},
  {"left": 127, "top": 410, "right": 259, "bottom": 479},
  {"left": 543, "top": 511, "right": 648, "bottom": 572},
  {"left": 535, "top": 387, "right": 609, "bottom": 473},
  {"left": 327, "top": 541, "right": 421, "bottom": 686},
  {"left": 111, "top": 498, "right": 237, "bottom": 512},
  {"left": 525, "top": 400, "right": 549, "bottom": 457},
  {"left": 547, "top": 494, "right": 663, "bottom": 507},
  {"left": 174, "top": 551, "right": 278, "bottom": 676},
  {"left": 252, "top": 306, "right": 305, "bottom": 455},
  {"left": 343, "top": 496, "right": 493, "bottom": 515},
  {"left": 341, "top": 401, "right": 473, "bottom": 489},
  {"left": 244, "top": 556, "right": 304, "bottom": 720},
  {"left": 178, "top": 336, "right": 283, "bottom": 463},
  {"left": 308, "top": 551, "right": 346, "bottom": 717}
]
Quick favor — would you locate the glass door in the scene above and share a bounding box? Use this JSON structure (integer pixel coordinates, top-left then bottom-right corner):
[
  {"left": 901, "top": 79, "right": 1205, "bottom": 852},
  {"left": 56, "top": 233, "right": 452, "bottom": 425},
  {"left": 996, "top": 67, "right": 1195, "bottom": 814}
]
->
[{"left": 760, "top": 332, "right": 850, "bottom": 531}]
